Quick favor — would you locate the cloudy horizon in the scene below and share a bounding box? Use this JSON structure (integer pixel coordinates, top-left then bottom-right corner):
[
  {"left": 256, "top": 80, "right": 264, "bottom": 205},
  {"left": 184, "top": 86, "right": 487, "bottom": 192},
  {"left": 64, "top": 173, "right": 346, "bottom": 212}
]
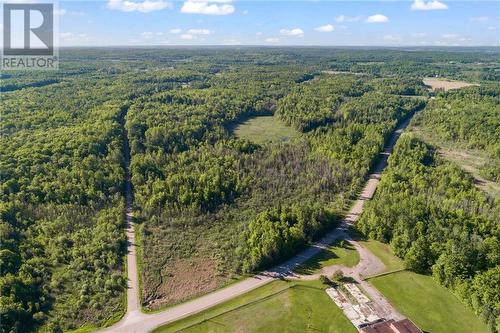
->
[{"left": 3, "top": 0, "right": 499, "bottom": 47}]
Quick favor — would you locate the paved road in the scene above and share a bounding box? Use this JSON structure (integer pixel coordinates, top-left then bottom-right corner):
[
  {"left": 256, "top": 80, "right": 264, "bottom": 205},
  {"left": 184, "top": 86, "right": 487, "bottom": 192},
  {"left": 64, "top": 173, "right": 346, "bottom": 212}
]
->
[{"left": 100, "top": 116, "right": 412, "bottom": 333}]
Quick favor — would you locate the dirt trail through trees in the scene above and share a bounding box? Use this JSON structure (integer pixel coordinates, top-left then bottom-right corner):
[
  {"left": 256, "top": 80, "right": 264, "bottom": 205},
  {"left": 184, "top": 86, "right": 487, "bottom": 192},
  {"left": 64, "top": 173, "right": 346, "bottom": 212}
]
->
[{"left": 120, "top": 107, "right": 140, "bottom": 313}]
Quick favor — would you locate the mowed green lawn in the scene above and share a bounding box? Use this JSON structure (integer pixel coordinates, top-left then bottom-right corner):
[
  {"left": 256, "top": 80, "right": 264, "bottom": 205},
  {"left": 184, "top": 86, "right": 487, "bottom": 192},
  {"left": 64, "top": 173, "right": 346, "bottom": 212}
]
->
[
  {"left": 153, "top": 280, "right": 356, "bottom": 333},
  {"left": 294, "top": 240, "right": 360, "bottom": 275},
  {"left": 359, "top": 238, "right": 487, "bottom": 332},
  {"left": 233, "top": 116, "right": 300, "bottom": 144},
  {"left": 370, "top": 271, "right": 489, "bottom": 333}
]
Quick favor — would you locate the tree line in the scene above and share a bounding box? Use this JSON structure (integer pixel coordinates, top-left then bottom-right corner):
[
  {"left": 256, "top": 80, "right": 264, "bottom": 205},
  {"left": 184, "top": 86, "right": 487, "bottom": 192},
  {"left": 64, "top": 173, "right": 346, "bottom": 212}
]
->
[{"left": 357, "top": 134, "right": 499, "bottom": 332}]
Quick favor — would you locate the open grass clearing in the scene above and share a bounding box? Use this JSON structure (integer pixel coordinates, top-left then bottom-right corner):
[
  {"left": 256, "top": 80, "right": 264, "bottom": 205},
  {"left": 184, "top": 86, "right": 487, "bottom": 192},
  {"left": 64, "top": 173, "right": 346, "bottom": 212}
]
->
[
  {"left": 152, "top": 280, "right": 356, "bottom": 333},
  {"left": 293, "top": 240, "right": 360, "bottom": 275},
  {"left": 410, "top": 126, "right": 499, "bottom": 198},
  {"left": 423, "top": 77, "right": 479, "bottom": 91},
  {"left": 233, "top": 116, "right": 300, "bottom": 144},
  {"left": 369, "top": 271, "right": 489, "bottom": 333},
  {"left": 438, "top": 148, "right": 499, "bottom": 198}
]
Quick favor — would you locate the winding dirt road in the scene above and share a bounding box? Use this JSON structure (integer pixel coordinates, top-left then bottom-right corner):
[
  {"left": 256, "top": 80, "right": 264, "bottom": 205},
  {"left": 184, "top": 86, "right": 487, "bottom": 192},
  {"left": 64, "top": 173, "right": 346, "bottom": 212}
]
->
[{"left": 100, "top": 115, "right": 412, "bottom": 333}]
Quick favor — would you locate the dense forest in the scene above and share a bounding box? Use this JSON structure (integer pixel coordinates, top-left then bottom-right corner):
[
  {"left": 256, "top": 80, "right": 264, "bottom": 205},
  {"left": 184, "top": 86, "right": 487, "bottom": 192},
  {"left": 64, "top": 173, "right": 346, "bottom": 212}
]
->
[
  {"left": 128, "top": 70, "right": 425, "bottom": 309},
  {"left": 1, "top": 47, "right": 499, "bottom": 332},
  {"left": 0, "top": 87, "right": 128, "bottom": 331},
  {"left": 357, "top": 134, "right": 499, "bottom": 331},
  {"left": 0, "top": 66, "right": 204, "bottom": 331}
]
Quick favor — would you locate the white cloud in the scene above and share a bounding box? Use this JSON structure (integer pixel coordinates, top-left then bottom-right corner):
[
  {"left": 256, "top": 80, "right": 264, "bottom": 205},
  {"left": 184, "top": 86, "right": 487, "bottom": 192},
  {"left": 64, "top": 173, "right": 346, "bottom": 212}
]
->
[
  {"left": 186, "top": 28, "right": 211, "bottom": 35},
  {"left": 438, "top": 34, "right": 470, "bottom": 44},
  {"left": 175, "top": 28, "right": 212, "bottom": 41},
  {"left": 222, "top": 38, "right": 241, "bottom": 45},
  {"left": 335, "top": 15, "right": 362, "bottom": 23},
  {"left": 412, "top": 32, "right": 427, "bottom": 38},
  {"left": 469, "top": 16, "right": 489, "bottom": 22},
  {"left": 54, "top": 8, "right": 85, "bottom": 16},
  {"left": 54, "top": 8, "right": 67, "bottom": 16},
  {"left": 242, "top": 9, "right": 248, "bottom": 15},
  {"left": 411, "top": 0, "right": 448, "bottom": 11},
  {"left": 314, "top": 24, "right": 334, "bottom": 32},
  {"left": 181, "top": 0, "right": 234, "bottom": 15},
  {"left": 169, "top": 28, "right": 182, "bottom": 34},
  {"left": 59, "top": 32, "right": 91, "bottom": 44},
  {"left": 59, "top": 32, "right": 73, "bottom": 38},
  {"left": 434, "top": 35, "right": 471, "bottom": 46},
  {"left": 280, "top": 28, "right": 304, "bottom": 37},
  {"left": 108, "top": 0, "right": 172, "bottom": 13},
  {"left": 434, "top": 41, "right": 460, "bottom": 46},
  {"left": 487, "top": 26, "right": 496, "bottom": 31},
  {"left": 265, "top": 37, "right": 279, "bottom": 43},
  {"left": 365, "top": 14, "right": 389, "bottom": 23},
  {"left": 256, "top": 32, "right": 262, "bottom": 36},
  {"left": 141, "top": 31, "right": 164, "bottom": 38},
  {"left": 383, "top": 35, "right": 402, "bottom": 42},
  {"left": 0, "top": 0, "right": 40, "bottom": 3}
]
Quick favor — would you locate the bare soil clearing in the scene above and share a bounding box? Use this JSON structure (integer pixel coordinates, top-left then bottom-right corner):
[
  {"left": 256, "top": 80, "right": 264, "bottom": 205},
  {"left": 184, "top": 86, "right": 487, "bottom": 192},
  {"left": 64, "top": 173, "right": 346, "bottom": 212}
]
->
[
  {"left": 357, "top": 239, "right": 405, "bottom": 273},
  {"left": 322, "top": 70, "right": 368, "bottom": 76},
  {"left": 145, "top": 258, "right": 227, "bottom": 310},
  {"left": 423, "top": 77, "right": 479, "bottom": 91}
]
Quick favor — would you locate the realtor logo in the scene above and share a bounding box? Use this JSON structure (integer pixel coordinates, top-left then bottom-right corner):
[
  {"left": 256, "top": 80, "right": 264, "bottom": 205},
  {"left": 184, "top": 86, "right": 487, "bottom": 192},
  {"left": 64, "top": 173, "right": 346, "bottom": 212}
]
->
[{"left": 2, "top": 3, "right": 58, "bottom": 69}]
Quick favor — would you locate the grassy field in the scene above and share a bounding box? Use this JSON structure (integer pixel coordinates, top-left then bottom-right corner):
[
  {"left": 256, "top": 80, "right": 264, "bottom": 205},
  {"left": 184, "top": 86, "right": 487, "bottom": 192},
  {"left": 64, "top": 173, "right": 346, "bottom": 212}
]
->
[
  {"left": 152, "top": 280, "right": 356, "bottom": 333},
  {"left": 370, "top": 271, "right": 489, "bottom": 333},
  {"left": 358, "top": 239, "right": 404, "bottom": 273},
  {"left": 410, "top": 126, "right": 499, "bottom": 198},
  {"left": 233, "top": 116, "right": 300, "bottom": 144},
  {"left": 438, "top": 147, "right": 499, "bottom": 198},
  {"left": 293, "top": 240, "right": 360, "bottom": 275}
]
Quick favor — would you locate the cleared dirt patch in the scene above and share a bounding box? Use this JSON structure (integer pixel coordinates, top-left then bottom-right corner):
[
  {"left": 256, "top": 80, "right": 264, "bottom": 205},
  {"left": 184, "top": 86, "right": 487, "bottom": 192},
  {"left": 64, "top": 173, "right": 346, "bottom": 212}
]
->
[
  {"left": 322, "top": 70, "right": 368, "bottom": 76},
  {"left": 144, "top": 257, "right": 227, "bottom": 310},
  {"left": 423, "top": 77, "right": 479, "bottom": 91}
]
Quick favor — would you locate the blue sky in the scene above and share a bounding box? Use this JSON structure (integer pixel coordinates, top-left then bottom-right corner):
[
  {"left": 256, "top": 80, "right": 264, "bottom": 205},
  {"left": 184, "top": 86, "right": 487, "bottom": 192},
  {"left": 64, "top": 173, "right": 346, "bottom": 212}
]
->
[{"left": 9, "top": 0, "right": 500, "bottom": 46}]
